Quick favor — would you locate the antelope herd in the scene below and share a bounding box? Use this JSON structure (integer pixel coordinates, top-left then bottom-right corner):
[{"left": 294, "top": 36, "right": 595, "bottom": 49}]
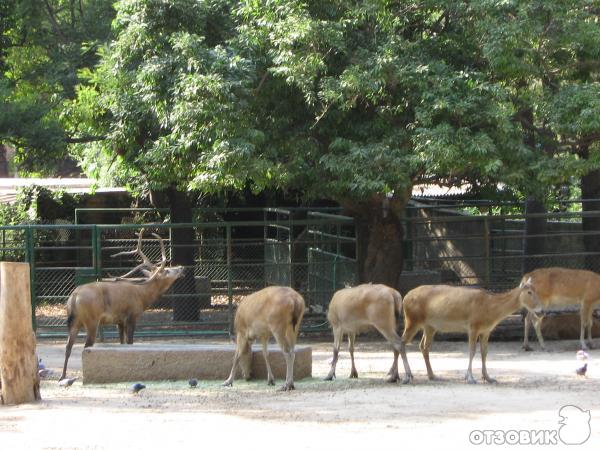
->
[{"left": 59, "top": 235, "right": 597, "bottom": 388}]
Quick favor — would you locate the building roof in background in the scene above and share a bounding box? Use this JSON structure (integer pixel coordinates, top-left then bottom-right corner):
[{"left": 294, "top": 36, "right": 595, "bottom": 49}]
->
[
  {"left": 0, "top": 178, "right": 471, "bottom": 204},
  {"left": 0, "top": 178, "right": 126, "bottom": 204},
  {"left": 411, "top": 184, "right": 471, "bottom": 198}
]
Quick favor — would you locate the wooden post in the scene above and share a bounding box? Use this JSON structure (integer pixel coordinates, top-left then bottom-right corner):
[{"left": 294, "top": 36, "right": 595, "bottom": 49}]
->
[{"left": 0, "top": 262, "right": 41, "bottom": 405}]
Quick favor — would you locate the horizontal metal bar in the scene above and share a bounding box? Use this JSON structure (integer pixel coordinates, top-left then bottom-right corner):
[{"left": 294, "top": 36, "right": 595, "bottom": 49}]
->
[
  {"left": 307, "top": 230, "right": 356, "bottom": 242},
  {"left": 307, "top": 211, "right": 354, "bottom": 221}
]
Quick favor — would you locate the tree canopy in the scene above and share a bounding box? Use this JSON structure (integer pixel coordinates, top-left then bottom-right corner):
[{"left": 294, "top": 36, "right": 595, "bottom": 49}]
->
[
  {"left": 65, "top": 0, "right": 599, "bottom": 204},
  {"left": 2, "top": 0, "right": 599, "bottom": 283},
  {"left": 0, "top": 0, "right": 115, "bottom": 173}
]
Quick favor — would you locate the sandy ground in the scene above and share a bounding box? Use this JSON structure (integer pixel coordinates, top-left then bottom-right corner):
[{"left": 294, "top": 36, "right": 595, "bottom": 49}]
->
[{"left": 2, "top": 337, "right": 600, "bottom": 449}]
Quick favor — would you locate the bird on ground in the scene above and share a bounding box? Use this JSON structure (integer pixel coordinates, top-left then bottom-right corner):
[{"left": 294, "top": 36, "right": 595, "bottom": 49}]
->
[
  {"left": 576, "top": 350, "right": 590, "bottom": 361},
  {"left": 188, "top": 378, "right": 198, "bottom": 388},
  {"left": 38, "top": 368, "right": 53, "bottom": 379},
  {"left": 58, "top": 377, "right": 78, "bottom": 387},
  {"left": 131, "top": 382, "right": 146, "bottom": 394},
  {"left": 576, "top": 363, "right": 588, "bottom": 377}
]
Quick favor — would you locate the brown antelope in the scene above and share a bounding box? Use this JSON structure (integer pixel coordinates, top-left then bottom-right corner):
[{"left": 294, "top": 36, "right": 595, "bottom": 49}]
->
[
  {"left": 324, "top": 283, "right": 405, "bottom": 382},
  {"left": 60, "top": 231, "right": 184, "bottom": 380},
  {"left": 521, "top": 267, "right": 600, "bottom": 351},
  {"left": 400, "top": 279, "right": 541, "bottom": 384},
  {"left": 223, "top": 286, "right": 305, "bottom": 391}
]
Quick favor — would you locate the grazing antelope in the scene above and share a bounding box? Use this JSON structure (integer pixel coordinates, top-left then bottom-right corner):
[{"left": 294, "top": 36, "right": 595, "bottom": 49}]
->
[
  {"left": 324, "top": 283, "right": 405, "bottom": 382},
  {"left": 223, "top": 286, "right": 305, "bottom": 391},
  {"left": 60, "top": 231, "right": 184, "bottom": 380},
  {"left": 521, "top": 267, "right": 600, "bottom": 351},
  {"left": 400, "top": 279, "right": 541, "bottom": 384}
]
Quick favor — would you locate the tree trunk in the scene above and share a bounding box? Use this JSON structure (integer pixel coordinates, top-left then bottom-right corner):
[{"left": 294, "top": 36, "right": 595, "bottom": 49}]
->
[
  {"left": 522, "top": 196, "right": 546, "bottom": 274},
  {"left": 349, "top": 197, "right": 407, "bottom": 289},
  {"left": 581, "top": 152, "right": 600, "bottom": 271},
  {"left": 0, "top": 262, "right": 41, "bottom": 405},
  {"left": 168, "top": 189, "right": 200, "bottom": 321},
  {"left": 520, "top": 107, "right": 546, "bottom": 274}
]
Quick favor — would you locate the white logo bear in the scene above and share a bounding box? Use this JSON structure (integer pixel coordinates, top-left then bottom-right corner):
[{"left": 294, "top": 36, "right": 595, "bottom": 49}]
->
[{"left": 558, "top": 405, "right": 591, "bottom": 445}]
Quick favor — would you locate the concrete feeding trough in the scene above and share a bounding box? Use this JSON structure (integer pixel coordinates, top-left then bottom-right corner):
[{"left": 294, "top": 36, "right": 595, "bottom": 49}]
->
[{"left": 81, "top": 343, "right": 312, "bottom": 384}]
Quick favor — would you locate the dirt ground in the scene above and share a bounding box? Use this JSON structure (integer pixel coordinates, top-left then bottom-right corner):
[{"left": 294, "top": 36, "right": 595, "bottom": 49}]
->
[{"left": 1, "top": 337, "right": 599, "bottom": 449}]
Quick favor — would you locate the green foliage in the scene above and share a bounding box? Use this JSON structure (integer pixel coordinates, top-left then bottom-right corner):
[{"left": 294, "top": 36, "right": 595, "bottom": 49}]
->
[
  {"left": 0, "top": 199, "right": 31, "bottom": 225},
  {"left": 4, "top": 0, "right": 599, "bottom": 210},
  {"left": 0, "top": 186, "right": 82, "bottom": 225},
  {"left": 474, "top": 0, "right": 600, "bottom": 197},
  {"left": 0, "top": 0, "right": 116, "bottom": 173}
]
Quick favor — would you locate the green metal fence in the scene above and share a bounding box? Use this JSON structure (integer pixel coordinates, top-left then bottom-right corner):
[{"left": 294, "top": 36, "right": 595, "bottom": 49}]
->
[
  {"left": 0, "top": 208, "right": 357, "bottom": 339},
  {"left": 401, "top": 203, "right": 600, "bottom": 295}
]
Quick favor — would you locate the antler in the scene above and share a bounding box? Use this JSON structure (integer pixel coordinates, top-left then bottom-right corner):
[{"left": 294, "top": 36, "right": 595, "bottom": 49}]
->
[
  {"left": 110, "top": 229, "right": 156, "bottom": 279},
  {"left": 144, "top": 233, "right": 168, "bottom": 283}
]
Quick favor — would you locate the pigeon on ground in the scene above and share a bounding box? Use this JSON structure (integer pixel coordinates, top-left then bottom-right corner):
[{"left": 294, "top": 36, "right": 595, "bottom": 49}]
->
[
  {"left": 131, "top": 382, "right": 146, "bottom": 394},
  {"left": 576, "top": 350, "right": 590, "bottom": 360},
  {"left": 58, "top": 377, "right": 78, "bottom": 387},
  {"left": 38, "top": 368, "right": 53, "bottom": 379},
  {"left": 188, "top": 378, "right": 198, "bottom": 388},
  {"left": 576, "top": 363, "right": 588, "bottom": 377}
]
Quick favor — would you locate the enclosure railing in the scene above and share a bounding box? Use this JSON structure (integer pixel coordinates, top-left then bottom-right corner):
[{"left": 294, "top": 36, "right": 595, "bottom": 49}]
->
[
  {"left": 0, "top": 210, "right": 357, "bottom": 339},
  {"left": 401, "top": 206, "right": 600, "bottom": 295}
]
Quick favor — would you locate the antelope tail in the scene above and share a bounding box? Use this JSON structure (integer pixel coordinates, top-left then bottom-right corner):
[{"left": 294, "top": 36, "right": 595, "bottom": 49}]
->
[
  {"left": 66, "top": 293, "right": 77, "bottom": 330},
  {"left": 393, "top": 290, "right": 403, "bottom": 331},
  {"left": 291, "top": 297, "right": 304, "bottom": 332}
]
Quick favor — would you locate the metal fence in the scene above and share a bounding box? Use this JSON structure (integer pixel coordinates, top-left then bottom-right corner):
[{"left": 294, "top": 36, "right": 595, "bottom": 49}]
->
[
  {"left": 400, "top": 201, "right": 600, "bottom": 294},
  {"left": 6, "top": 201, "right": 600, "bottom": 340},
  {"left": 0, "top": 208, "right": 357, "bottom": 339}
]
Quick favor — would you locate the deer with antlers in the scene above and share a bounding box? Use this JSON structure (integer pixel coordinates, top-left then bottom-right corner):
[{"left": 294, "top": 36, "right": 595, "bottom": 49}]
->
[{"left": 60, "top": 230, "right": 184, "bottom": 380}]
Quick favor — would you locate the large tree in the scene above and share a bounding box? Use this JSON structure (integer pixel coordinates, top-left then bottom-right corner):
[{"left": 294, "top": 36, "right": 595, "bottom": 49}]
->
[
  {"left": 475, "top": 0, "right": 600, "bottom": 270},
  {"left": 75, "top": 0, "right": 599, "bottom": 288},
  {"left": 217, "top": 0, "right": 535, "bottom": 285}
]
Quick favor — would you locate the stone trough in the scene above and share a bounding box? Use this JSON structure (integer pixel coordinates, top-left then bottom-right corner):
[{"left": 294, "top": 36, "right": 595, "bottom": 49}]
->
[{"left": 81, "top": 343, "right": 312, "bottom": 384}]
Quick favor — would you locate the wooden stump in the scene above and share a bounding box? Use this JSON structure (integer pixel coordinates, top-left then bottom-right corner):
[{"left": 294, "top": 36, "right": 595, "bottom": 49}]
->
[{"left": 0, "top": 262, "right": 41, "bottom": 405}]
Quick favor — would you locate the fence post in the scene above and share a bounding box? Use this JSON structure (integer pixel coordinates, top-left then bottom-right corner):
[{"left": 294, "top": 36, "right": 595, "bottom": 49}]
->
[
  {"left": 92, "top": 225, "right": 102, "bottom": 278},
  {"left": 24, "top": 226, "right": 37, "bottom": 330},
  {"left": 333, "top": 254, "right": 339, "bottom": 290},
  {"left": 0, "top": 262, "right": 41, "bottom": 404},
  {"left": 483, "top": 216, "right": 491, "bottom": 288},
  {"left": 289, "top": 212, "right": 294, "bottom": 288},
  {"left": 226, "top": 224, "right": 233, "bottom": 337},
  {"left": 92, "top": 225, "right": 105, "bottom": 343}
]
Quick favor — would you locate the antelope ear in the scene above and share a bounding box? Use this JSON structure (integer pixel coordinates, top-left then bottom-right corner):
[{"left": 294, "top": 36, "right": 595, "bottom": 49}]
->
[{"left": 141, "top": 269, "right": 152, "bottom": 277}]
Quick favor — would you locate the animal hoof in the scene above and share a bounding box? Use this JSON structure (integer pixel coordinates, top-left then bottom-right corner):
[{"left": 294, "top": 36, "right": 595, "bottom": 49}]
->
[
  {"left": 466, "top": 377, "right": 477, "bottom": 385},
  {"left": 401, "top": 376, "right": 413, "bottom": 385},
  {"left": 222, "top": 381, "right": 233, "bottom": 387},
  {"left": 386, "top": 375, "right": 399, "bottom": 383},
  {"left": 323, "top": 375, "right": 335, "bottom": 381},
  {"left": 522, "top": 345, "right": 533, "bottom": 352},
  {"left": 278, "top": 383, "right": 295, "bottom": 392},
  {"left": 485, "top": 378, "right": 497, "bottom": 384},
  {"left": 267, "top": 379, "right": 275, "bottom": 386}
]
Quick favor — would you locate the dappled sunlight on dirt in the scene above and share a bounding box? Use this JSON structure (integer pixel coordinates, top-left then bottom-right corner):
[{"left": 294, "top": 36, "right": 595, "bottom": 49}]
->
[{"left": 3, "top": 338, "right": 599, "bottom": 449}]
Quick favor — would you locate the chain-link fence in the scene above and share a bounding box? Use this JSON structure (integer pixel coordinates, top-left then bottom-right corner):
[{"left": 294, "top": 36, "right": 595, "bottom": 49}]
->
[
  {"left": 0, "top": 208, "right": 357, "bottom": 339},
  {"left": 401, "top": 202, "right": 600, "bottom": 294},
  {"left": 7, "top": 202, "right": 600, "bottom": 339}
]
